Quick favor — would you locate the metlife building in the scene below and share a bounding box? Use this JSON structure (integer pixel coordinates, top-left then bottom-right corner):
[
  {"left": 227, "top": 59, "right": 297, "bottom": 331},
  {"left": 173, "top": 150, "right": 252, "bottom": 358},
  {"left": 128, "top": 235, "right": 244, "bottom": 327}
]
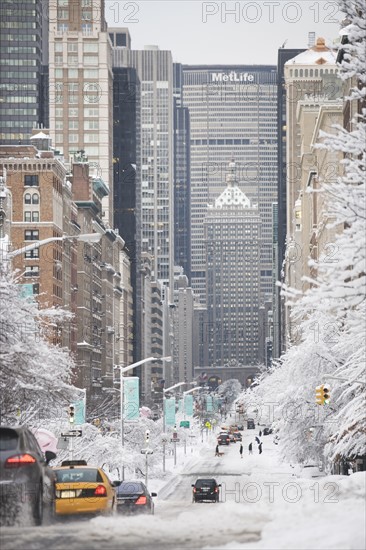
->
[{"left": 182, "top": 65, "right": 277, "bottom": 305}]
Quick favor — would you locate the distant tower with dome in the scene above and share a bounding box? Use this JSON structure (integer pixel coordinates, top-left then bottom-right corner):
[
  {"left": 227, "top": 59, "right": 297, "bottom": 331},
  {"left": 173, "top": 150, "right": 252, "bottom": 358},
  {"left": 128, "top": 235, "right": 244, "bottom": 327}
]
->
[{"left": 204, "top": 160, "right": 261, "bottom": 367}]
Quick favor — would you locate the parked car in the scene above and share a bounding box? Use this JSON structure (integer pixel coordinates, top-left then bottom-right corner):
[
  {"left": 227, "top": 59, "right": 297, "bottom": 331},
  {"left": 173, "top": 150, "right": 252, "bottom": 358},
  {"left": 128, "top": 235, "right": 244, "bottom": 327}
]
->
[
  {"left": 247, "top": 419, "right": 255, "bottom": 429},
  {"left": 301, "top": 464, "right": 323, "bottom": 479},
  {"left": 192, "top": 478, "right": 221, "bottom": 503},
  {"left": 263, "top": 427, "right": 273, "bottom": 436},
  {"left": 53, "top": 461, "right": 116, "bottom": 517},
  {"left": 115, "top": 481, "right": 157, "bottom": 514},
  {"left": 237, "top": 424, "right": 244, "bottom": 431},
  {"left": 217, "top": 433, "right": 230, "bottom": 445},
  {"left": 0, "top": 425, "right": 56, "bottom": 526}
]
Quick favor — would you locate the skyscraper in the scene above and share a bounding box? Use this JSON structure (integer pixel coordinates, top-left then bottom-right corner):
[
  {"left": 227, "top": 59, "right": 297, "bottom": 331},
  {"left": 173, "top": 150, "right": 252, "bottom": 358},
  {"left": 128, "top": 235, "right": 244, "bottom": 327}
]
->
[
  {"left": 112, "top": 42, "right": 175, "bottom": 294},
  {"left": 173, "top": 63, "right": 191, "bottom": 282},
  {"left": 48, "top": 0, "right": 114, "bottom": 226},
  {"left": 204, "top": 161, "right": 261, "bottom": 366},
  {"left": 0, "top": 0, "right": 47, "bottom": 143},
  {"left": 182, "top": 65, "right": 277, "bottom": 306}
]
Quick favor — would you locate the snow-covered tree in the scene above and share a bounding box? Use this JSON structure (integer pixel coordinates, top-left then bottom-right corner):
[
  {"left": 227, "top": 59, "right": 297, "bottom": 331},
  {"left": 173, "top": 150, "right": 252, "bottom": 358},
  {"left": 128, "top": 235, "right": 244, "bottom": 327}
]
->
[
  {"left": 217, "top": 379, "right": 242, "bottom": 406},
  {"left": 0, "top": 270, "right": 78, "bottom": 422},
  {"left": 242, "top": 0, "right": 366, "bottom": 468}
]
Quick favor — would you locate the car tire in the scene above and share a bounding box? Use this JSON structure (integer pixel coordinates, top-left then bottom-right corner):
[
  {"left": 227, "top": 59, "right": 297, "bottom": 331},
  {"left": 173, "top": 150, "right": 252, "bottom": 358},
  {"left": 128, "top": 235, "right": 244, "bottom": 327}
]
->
[{"left": 33, "top": 485, "right": 43, "bottom": 526}]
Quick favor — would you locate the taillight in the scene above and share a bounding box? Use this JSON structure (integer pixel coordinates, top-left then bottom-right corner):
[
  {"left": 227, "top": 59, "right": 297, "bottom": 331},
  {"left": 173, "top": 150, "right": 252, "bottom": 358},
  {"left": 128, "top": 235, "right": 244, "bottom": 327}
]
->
[
  {"left": 193, "top": 487, "right": 196, "bottom": 493},
  {"left": 214, "top": 487, "right": 218, "bottom": 493},
  {"left": 5, "top": 454, "right": 36, "bottom": 467},
  {"left": 135, "top": 495, "right": 147, "bottom": 505},
  {"left": 94, "top": 485, "right": 107, "bottom": 496}
]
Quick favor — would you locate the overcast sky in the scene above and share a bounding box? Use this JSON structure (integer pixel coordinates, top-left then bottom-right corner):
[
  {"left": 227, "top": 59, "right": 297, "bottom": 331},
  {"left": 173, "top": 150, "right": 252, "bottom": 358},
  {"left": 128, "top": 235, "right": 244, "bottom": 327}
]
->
[{"left": 104, "top": 1, "right": 343, "bottom": 65}]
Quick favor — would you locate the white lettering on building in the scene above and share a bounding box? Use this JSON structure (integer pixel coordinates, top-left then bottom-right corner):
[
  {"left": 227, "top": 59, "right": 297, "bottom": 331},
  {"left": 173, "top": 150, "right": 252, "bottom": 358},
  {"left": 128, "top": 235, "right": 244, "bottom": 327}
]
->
[{"left": 211, "top": 72, "right": 255, "bottom": 83}]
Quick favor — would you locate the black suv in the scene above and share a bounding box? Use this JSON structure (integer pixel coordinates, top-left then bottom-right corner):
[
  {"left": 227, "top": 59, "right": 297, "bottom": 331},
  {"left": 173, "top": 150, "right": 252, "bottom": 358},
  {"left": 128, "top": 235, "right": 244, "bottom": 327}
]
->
[
  {"left": 0, "top": 426, "right": 56, "bottom": 526},
  {"left": 192, "top": 478, "right": 221, "bottom": 503}
]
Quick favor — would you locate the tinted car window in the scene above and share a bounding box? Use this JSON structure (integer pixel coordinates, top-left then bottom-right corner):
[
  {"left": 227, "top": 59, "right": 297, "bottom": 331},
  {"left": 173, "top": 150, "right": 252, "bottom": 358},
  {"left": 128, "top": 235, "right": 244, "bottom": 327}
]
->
[
  {"left": 195, "top": 479, "right": 216, "bottom": 488},
  {"left": 117, "top": 482, "right": 144, "bottom": 495},
  {"left": 0, "top": 428, "right": 19, "bottom": 451},
  {"left": 54, "top": 468, "right": 103, "bottom": 483}
]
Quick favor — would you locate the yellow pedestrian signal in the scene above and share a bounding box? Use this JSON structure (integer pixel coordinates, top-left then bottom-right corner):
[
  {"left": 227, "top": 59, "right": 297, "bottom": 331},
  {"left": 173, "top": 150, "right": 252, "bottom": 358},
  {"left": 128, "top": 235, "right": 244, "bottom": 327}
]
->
[{"left": 316, "top": 385, "right": 324, "bottom": 405}]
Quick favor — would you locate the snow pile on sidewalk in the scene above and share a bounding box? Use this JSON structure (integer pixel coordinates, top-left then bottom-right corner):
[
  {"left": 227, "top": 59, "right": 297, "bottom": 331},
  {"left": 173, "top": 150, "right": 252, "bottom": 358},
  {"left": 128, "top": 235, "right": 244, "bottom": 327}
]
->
[{"left": 215, "top": 472, "right": 366, "bottom": 550}]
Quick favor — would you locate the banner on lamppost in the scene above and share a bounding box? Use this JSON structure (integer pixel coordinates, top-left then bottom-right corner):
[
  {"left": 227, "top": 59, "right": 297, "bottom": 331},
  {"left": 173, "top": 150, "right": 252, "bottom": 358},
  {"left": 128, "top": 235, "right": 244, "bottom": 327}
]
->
[
  {"left": 123, "top": 377, "right": 139, "bottom": 421},
  {"left": 206, "top": 395, "right": 213, "bottom": 413},
  {"left": 165, "top": 397, "right": 176, "bottom": 426},
  {"left": 178, "top": 398, "right": 184, "bottom": 414},
  {"left": 74, "top": 393, "right": 86, "bottom": 425},
  {"left": 184, "top": 394, "right": 194, "bottom": 417}
]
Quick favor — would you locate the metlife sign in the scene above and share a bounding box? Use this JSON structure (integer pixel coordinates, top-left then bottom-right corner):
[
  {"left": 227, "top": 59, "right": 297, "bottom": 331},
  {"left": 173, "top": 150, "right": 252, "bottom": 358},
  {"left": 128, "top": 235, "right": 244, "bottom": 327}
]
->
[{"left": 211, "top": 71, "right": 255, "bottom": 82}]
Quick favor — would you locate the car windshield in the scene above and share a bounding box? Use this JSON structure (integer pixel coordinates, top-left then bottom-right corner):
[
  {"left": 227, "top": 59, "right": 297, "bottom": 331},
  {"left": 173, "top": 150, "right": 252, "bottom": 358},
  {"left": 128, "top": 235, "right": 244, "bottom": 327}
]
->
[
  {"left": 117, "top": 482, "right": 144, "bottom": 495},
  {"left": 54, "top": 468, "right": 103, "bottom": 483},
  {"left": 0, "top": 428, "right": 19, "bottom": 451},
  {"left": 195, "top": 479, "right": 216, "bottom": 488}
]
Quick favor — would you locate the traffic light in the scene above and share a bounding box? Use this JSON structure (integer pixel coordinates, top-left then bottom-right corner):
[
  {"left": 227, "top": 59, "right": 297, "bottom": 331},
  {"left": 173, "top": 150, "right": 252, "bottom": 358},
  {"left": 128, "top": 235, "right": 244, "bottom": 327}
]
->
[
  {"left": 145, "top": 429, "right": 150, "bottom": 445},
  {"left": 69, "top": 404, "right": 75, "bottom": 423},
  {"left": 315, "top": 385, "right": 324, "bottom": 405},
  {"left": 323, "top": 385, "right": 331, "bottom": 405}
]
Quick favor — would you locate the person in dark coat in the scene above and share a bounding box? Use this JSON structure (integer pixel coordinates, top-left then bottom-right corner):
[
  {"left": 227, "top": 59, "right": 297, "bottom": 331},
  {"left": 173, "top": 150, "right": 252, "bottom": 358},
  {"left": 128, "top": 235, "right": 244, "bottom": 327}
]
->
[
  {"left": 255, "top": 436, "right": 260, "bottom": 444},
  {"left": 259, "top": 430, "right": 262, "bottom": 437},
  {"left": 248, "top": 442, "right": 253, "bottom": 454},
  {"left": 239, "top": 444, "right": 243, "bottom": 458},
  {"left": 215, "top": 444, "right": 220, "bottom": 457},
  {"left": 258, "top": 442, "right": 263, "bottom": 454}
]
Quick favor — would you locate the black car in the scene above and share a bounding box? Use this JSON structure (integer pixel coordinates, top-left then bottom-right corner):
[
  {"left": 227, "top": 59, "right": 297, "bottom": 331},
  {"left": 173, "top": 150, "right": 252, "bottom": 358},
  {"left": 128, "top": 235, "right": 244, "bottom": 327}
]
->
[
  {"left": 217, "top": 433, "right": 230, "bottom": 445},
  {"left": 115, "top": 481, "right": 157, "bottom": 514},
  {"left": 0, "top": 425, "right": 56, "bottom": 526},
  {"left": 192, "top": 478, "right": 221, "bottom": 503},
  {"left": 247, "top": 419, "right": 255, "bottom": 429},
  {"left": 263, "top": 427, "right": 273, "bottom": 436}
]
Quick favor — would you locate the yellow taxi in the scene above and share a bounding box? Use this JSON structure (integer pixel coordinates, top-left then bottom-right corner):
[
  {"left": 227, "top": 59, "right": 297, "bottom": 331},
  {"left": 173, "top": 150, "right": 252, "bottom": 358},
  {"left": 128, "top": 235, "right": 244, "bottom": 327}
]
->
[{"left": 53, "top": 460, "right": 116, "bottom": 516}]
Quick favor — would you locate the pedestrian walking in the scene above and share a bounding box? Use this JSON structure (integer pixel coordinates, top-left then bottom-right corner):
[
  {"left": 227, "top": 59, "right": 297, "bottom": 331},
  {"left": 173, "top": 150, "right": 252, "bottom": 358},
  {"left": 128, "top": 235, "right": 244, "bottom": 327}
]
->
[
  {"left": 239, "top": 444, "right": 243, "bottom": 458},
  {"left": 248, "top": 442, "right": 253, "bottom": 455},
  {"left": 255, "top": 436, "right": 260, "bottom": 444},
  {"left": 259, "top": 430, "right": 262, "bottom": 437},
  {"left": 258, "top": 442, "right": 263, "bottom": 454},
  {"left": 215, "top": 444, "right": 220, "bottom": 457}
]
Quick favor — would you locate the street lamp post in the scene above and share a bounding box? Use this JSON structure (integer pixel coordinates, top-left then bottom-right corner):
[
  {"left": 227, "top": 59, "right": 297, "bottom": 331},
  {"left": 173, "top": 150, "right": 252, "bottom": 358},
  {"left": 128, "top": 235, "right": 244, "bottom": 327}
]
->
[
  {"left": 182, "top": 387, "right": 201, "bottom": 455},
  {"left": 117, "top": 356, "right": 171, "bottom": 481},
  {"left": 162, "top": 381, "right": 187, "bottom": 473}
]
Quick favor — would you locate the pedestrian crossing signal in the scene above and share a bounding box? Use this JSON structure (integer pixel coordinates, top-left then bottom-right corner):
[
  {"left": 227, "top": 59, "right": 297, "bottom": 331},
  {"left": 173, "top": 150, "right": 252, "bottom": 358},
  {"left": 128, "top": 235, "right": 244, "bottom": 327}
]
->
[
  {"left": 69, "top": 405, "right": 75, "bottom": 423},
  {"left": 316, "top": 385, "right": 324, "bottom": 405}
]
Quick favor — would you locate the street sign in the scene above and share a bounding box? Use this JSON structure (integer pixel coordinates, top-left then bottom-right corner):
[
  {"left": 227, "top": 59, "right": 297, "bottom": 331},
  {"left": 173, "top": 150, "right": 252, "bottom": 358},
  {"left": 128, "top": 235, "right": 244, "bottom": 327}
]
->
[
  {"left": 170, "top": 438, "right": 180, "bottom": 443},
  {"left": 180, "top": 420, "right": 190, "bottom": 428},
  {"left": 61, "top": 430, "right": 82, "bottom": 438},
  {"left": 141, "top": 448, "right": 154, "bottom": 455},
  {"left": 205, "top": 421, "right": 211, "bottom": 429}
]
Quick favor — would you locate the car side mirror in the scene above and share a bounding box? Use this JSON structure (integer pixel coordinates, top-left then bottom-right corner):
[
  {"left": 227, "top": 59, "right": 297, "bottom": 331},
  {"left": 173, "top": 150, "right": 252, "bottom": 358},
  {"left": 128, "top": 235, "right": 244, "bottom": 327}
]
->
[
  {"left": 112, "top": 480, "right": 122, "bottom": 487},
  {"left": 218, "top": 484, "right": 222, "bottom": 487},
  {"left": 151, "top": 492, "right": 157, "bottom": 497},
  {"left": 191, "top": 484, "right": 195, "bottom": 487},
  {"left": 45, "top": 450, "right": 56, "bottom": 464}
]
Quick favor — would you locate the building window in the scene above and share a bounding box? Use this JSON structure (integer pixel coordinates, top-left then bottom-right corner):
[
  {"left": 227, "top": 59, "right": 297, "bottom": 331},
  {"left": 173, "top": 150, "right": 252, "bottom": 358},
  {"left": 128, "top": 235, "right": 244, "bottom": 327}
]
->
[
  {"left": 83, "top": 43, "right": 98, "bottom": 53},
  {"left": 24, "top": 175, "right": 39, "bottom": 186},
  {"left": 25, "top": 248, "right": 39, "bottom": 259},
  {"left": 25, "top": 230, "right": 39, "bottom": 241},
  {"left": 24, "top": 193, "right": 31, "bottom": 204},
  {"left": 32, "top": 212, "right": 39, "bottom": 222},
  {"left": 32, "top": 193, "right": 39, "bottom": 204},
  {"left": 24, "top": 211, "right": 31, "bottom": 222},
  {"left": 69, "top": 134, "right": 79, "bottom": 143},
  {"left": 55, "top": 68, "right": 63, "bottom": 78},
  {"left": 25, "top": 266, "right": 39, "bottom": 278},
  {"left": 83, "top": 55, "right": 98, "bottom": 65},
  {"left": 67, "top": 43, "right": 78, "bottom": 53},
  {"left": 55, "top": 43, "right": 63, "bottom": 53},
  {"left": 68, "top": 68, "right": 78, "bottom": 78}
]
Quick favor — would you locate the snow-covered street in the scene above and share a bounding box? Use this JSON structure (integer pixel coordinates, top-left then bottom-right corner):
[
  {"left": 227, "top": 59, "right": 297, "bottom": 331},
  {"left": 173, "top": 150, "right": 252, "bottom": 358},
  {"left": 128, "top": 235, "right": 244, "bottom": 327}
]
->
[{"left": 1, "top": 427, "right": 365, "bottom": 550}]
